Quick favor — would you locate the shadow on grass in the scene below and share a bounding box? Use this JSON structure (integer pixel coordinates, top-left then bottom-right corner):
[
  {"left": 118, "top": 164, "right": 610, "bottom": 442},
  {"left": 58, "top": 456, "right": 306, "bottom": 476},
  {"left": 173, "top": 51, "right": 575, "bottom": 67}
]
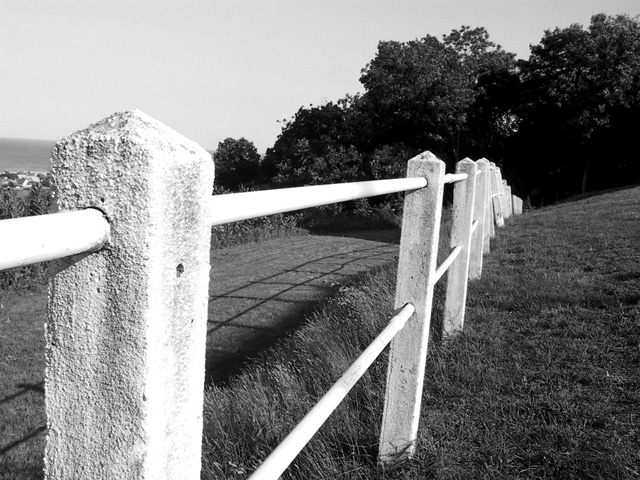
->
[
  {"left": 0, "top": 425, "right": 46, "bottom": 455},
  {"left": 205, "top": 242, "right": 399, "bottom": 386},
  {"left": 0, "top": 381, "right": 44, "bottom": 406}
]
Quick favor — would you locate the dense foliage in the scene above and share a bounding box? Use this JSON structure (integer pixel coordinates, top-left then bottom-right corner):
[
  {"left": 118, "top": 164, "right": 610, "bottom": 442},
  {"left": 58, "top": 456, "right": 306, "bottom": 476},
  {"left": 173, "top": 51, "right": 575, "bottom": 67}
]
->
[
  {"left": 214, "top": 14, "right": 640, "bottom": 207},
  {"left": 513, "top": 14, "right": 640, "bottom": 204},
  {"left": 213, "top": 137, "right": 261, "bottom": 190}
]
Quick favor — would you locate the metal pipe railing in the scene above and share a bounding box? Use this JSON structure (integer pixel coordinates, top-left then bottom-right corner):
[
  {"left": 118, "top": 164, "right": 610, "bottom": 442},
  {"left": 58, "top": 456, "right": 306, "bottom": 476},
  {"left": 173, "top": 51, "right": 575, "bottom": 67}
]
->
[
  {"left": 210, "top": 177, "right": 427, "bottom": 226},
  {"left": 248, "top": 303, "right": 416, "bottom": 480},
  {"left": 443, "top": 173, "right": 468, "bottom": 184},
  {"left": 0, "top": 209, "right": 110, "bottom": 271},
  {"left": 434, "top": 245, "right": 462, "bottom": 283}
]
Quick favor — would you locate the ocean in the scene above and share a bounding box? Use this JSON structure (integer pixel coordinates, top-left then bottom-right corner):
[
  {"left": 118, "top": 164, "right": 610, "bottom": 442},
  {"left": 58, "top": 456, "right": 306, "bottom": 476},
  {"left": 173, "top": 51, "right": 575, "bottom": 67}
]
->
[{"left": 0, "top": 137, "right": 56, "bottom": 172}]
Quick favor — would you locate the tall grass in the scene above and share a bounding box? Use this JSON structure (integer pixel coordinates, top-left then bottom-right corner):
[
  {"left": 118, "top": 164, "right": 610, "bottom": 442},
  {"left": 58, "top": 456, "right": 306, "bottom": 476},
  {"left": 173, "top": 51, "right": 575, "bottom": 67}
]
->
[{"left": 200, "top": 210, "right": 453, "bottom": 479}]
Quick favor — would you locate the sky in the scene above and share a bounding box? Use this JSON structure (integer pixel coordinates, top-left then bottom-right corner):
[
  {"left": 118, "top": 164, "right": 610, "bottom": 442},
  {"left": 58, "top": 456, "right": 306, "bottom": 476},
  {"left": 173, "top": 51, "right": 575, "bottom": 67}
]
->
[{"left": 1, "top": 1, "right": 639, "bottom": 153}]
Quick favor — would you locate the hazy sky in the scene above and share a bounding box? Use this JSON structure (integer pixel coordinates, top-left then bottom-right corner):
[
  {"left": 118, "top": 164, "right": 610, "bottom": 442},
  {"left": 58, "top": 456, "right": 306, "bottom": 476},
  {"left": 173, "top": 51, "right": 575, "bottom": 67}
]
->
[{"left": 1, "top": 1, "right": 638, "bottom": 153}]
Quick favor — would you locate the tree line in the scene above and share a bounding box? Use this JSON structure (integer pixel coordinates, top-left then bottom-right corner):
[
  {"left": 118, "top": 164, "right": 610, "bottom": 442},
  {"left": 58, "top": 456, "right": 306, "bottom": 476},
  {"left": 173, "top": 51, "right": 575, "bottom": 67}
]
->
[{"left": 213, "top": 14, "right": 640, "bottom": 206}]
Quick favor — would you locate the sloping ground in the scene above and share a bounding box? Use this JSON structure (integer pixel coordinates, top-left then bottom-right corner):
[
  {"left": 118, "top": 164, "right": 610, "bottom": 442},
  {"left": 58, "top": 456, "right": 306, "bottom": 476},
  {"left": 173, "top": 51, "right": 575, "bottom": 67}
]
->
[
  {"left": 0, "top": 230, "right": 399, "bottom": 479},
  {"left": 200, "top": 186, "right": 639, "bottom": 479},
  {"left": 416, "top": 186, "right": 640, "bottom": 478}
]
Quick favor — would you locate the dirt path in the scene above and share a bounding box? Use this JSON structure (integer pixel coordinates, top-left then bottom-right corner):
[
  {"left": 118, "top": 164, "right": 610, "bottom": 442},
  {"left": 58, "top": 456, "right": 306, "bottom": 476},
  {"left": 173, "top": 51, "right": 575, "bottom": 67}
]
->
[{"left": 206, "top": 230, "right": 400, "bottom": 384}]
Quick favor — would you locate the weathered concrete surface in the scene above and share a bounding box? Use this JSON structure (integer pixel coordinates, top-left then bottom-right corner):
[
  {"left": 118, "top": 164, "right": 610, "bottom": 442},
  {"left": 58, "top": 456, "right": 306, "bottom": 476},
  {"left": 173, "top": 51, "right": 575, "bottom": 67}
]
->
[
  {"left": 444, "top": 159, "right": 477, "bottom": 334},
  {"left": 470, "top": 158, "right": 489, "bottom": 277},
  {"left": 478, "top": 158, "right": 491, "bottom": 254},
  {"left": 379, "top": 151, "right": 445, "bottom": 464},
  {"left": 505, "top": 183, "right": 513, "bottom": 218},
  {"left": 493, "top": 195, "right": 505, "bottom": 227},
  {"left": 45, "top": 111, "right": 214, "bottom": 479},
  {"left": 495, "top": 167, "right": 507, "bottom": 223},
  {"left": 513, "top": 195, "right": 523, "bottom": 215}
]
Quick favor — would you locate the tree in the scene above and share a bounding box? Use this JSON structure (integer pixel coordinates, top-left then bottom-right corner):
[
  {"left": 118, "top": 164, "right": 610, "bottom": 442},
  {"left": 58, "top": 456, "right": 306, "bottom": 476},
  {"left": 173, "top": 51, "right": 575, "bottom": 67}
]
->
[
  {"left": 518, "top": 14, "right": 640, "bottom": 196},
  {"left": 261, "top": 97, "right": 372, "bottom": 187},
  {"left": 359, "top": 27, "right": 516, "bottom": 164},
  {"left": 212, "top": 138, "right": 261, "bottom": 190}
]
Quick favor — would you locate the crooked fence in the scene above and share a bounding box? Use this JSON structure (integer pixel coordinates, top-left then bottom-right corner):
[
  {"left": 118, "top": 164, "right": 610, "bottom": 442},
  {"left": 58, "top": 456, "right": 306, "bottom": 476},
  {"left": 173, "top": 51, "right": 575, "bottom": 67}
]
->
[{"left": 0, "top": 111, "right": 523, "bottom": 480}]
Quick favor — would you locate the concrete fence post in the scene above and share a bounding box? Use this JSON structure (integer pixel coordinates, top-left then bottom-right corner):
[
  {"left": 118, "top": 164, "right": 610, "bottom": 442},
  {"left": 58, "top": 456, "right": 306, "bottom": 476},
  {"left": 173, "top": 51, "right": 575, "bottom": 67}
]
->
[
  {"left": 469, "top": 159, "right": 488, "bottom": 279},
  {"left": 513, "top": 195, "right": 523, "bottom": 215},
  {"left": 495, "top": 167, "right": 507, "bottom": 224},
  {"left": 490, "top": 163, "right": 505, "bottom": 228},
  {"left": 504, "top": 182, "right": 513, "bottom": 219},
  {"left": 487, "top": 163, "right": 496, "bottom": 238},
  {"left": 378, "top": 151, "right": 445, "bottom": 465},
  {"left": 45, "top": 110, "right": 214, "bottom": 480},
  {"left": 478, "top": 158, "right": 491, "bottom": 254},
  {"left": 443, "top": 159, "right": 477, "bottom": 334}
]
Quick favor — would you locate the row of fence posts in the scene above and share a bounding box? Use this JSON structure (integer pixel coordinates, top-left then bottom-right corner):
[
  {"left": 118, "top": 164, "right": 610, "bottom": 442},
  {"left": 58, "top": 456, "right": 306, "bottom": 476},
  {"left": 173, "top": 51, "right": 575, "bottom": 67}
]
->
[
  {"left": 377, "top": 153, "right": 521, "bottom": 465},
  {"left": 6, "top": 112, "right": 520, "bottom": 479}
]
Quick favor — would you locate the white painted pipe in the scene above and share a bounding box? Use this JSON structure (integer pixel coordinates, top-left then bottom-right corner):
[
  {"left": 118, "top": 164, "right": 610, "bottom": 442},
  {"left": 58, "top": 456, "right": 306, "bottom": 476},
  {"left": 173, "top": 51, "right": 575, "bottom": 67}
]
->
[
  {"left": 443, "top": 173, "right": 468, "bottom": 184},
  {"left": 434, "top": 245, "right": 462, "bottom": 283},
  {"left": 247, "top": 303, "right": 416, "bottom": 480},
  {"left": 0, "top": 209, "right": 110, "bottom": 271},
  {"left": 210, "top": 177, "right": 427, "bottom": 226}
]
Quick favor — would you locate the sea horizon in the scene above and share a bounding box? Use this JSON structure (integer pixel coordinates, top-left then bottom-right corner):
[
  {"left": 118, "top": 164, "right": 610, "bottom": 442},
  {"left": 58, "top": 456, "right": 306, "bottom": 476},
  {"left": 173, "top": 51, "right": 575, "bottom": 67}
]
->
[{"left": 0, "top": 137, "right": 56, "bottom": 172}]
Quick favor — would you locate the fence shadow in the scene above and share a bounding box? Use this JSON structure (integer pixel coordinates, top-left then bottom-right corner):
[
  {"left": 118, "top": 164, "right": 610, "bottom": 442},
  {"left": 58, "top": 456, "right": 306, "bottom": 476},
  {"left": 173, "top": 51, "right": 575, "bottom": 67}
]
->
[{"left": 205, "top": 241, "right": 399, "bottom": 385}]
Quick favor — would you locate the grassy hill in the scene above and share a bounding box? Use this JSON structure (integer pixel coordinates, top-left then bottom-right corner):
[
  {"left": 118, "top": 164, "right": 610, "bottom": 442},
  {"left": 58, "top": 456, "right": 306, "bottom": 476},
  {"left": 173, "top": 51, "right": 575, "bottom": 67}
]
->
[
  {"left": 1, "top": 186, "right": 639, "bottom": 479},
  {"left": 201, "top": 186, "right": 640, "bottom": 479}
]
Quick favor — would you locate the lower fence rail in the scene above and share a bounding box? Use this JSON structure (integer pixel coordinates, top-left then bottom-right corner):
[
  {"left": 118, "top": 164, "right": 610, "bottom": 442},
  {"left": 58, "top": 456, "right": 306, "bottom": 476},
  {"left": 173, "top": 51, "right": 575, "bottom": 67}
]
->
[{"left": 247, "top": 303, "right": 416, "bottom": 480}]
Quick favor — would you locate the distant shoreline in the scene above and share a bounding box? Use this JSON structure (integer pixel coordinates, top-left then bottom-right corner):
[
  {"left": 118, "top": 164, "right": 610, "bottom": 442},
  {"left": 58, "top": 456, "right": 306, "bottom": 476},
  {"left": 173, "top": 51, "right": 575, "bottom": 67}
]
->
[{"left": 0, "top": 137, "right": 54, "bottom": 173}]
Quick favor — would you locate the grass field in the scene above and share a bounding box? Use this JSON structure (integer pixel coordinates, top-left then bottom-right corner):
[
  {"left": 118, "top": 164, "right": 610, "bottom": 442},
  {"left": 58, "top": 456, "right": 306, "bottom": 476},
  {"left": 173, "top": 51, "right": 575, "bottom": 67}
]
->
[
  {"left": 201, "top": 186, "right": 640, "bottom": 479},
  {"left": 1, "top": 186, "right": 639, "bottom": 479}
]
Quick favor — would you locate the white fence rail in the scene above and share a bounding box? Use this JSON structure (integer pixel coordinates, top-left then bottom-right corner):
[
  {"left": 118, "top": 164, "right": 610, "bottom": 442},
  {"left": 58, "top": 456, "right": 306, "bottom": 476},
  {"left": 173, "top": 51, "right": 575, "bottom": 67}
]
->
[
  {"left": 210, "top": 177, "right": 427, "bottom": 226},
  {"left": 0, "top": 209, "right": 109, "bottom": 270},
  {"left": 0, "top": 111, "right": 523, "bottom": 480}
]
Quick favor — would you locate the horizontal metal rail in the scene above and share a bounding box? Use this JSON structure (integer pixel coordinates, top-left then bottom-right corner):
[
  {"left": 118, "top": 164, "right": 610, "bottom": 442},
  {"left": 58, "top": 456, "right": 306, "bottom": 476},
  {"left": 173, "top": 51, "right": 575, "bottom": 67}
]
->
[
  {"left": 443, "top": 173, "right": 468, "bottom": 184},
  {"left": 0, "top": 209, "right": 110, "bottom": 271},
  {"left": 434, "top": 245, "right": 462, "bottom": 283},
  {"left": 210, "top": 177, "right": 427, "bottom": 226},
  {"left": 247, "top": 303, "right": 416, "bottom": 480}
]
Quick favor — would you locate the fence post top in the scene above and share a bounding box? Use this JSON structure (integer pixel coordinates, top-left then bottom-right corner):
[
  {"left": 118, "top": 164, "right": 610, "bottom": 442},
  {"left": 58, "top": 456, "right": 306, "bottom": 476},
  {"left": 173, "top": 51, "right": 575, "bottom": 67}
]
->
[
  {"left": 457, "top": 157, "right": 477, "bottom": 168},
  {"left": 408, "top": 150, "right": 445, "bottom": 166},
  {"left": 54, "top": 110, "right": 208, "bottom": 160},
  {"left": 477, "top": 158, "right": 490, "bottom": 166}
]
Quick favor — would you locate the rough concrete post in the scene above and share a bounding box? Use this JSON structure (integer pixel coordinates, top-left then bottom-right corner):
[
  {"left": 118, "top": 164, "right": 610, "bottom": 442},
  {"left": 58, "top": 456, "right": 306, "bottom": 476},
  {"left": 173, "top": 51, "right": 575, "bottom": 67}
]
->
[
  {"left": 443, "top": 159, "right": 477, "bottom": 334},
  {"left": 487, "top": 163, "right": 496, "bottom": 239},
  {"left": 504, "top": 183, "right": 513, "bottom": 219},
  {"left": 45, "top": 111, "right": 214, "bottom": 480},
  {"left": 478, "top": 159, "right": 491, "bottom": 253},
  {"left": 495, "top": 167, "right": 507, "bottom": 223},
  {"left": 469, "top": 159, "right": 488, "bottom": 279},
  {"left": 513, "top": 195, "right": 523, "bottom": 215},
  {"left": 379, "top": 151, "right": 445, "bottom": 465},
  {"left": 492, "top": 195, "right": 505, "bottom": 228},
  {"left": 490, "top": 163, "right": 504, "bottom": 228}
]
